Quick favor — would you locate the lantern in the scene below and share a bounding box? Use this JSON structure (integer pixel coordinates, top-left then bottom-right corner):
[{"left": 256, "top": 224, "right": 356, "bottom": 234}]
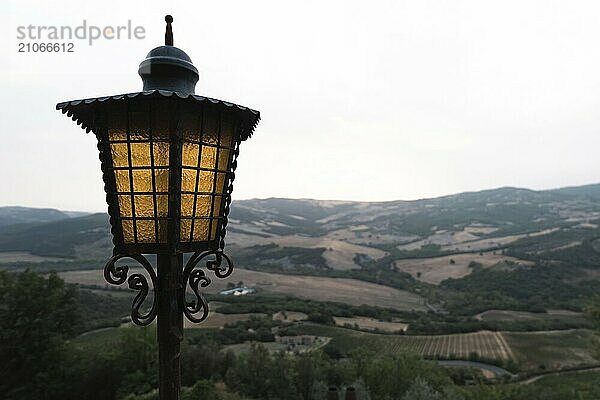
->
[
  {"left": 57, "top": 40, "right": 259, "bottom": 256},
  {"left": 56, "top": 16, "right": 260, "bottom": 400}
]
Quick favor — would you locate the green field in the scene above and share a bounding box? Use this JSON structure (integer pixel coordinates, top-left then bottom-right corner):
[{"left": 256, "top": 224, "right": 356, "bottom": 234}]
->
[
  {"left": 504, "top": 330, "right": 598, "bottom": 372},
  {"left": 476, "top": 309, "right": 586, "bottom": 324},
  {"left": 529, "top": 369, "right": 600, "bottom": 388},
  {"left": 71, "top": 326, "right": 123, "bottom": 352},
  {"left": 292, "top": 325, "right": 598, "bottom": 373}
]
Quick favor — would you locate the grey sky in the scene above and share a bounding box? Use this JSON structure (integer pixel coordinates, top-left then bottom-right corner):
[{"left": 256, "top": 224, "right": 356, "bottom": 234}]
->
[{"left": 2, "top": 0, "right": 600, "bottom": 212}]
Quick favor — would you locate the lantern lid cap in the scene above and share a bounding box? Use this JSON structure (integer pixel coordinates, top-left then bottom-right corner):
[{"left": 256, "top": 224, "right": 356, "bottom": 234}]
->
[
  {"left": 139, "top": 45, "right": 198, "bottom": 76},
  {"left": 56, "top": 90, "right": 260, "bottom": 140},
  {"left": 138, "top": 16, "right": 199, "bottom": 94}
]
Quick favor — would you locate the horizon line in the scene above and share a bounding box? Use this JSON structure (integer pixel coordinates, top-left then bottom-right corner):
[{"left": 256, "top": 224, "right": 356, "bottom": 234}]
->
[{"left": 1, "top": 181, "right": 599, "bottom": 214}]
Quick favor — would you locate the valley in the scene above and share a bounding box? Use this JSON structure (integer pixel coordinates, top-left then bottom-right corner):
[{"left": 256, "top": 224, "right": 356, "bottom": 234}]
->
[{"left": 2, "top": 183, "right": 600, "bottom": 385}]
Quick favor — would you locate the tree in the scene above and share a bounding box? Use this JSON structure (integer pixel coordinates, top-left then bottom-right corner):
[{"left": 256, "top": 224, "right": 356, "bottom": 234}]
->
[
  {"left": 585, "top": 295, "right": 600, "bottom": 328},
  {"left": 181, "top": 341, "right": 234, "bottom": 385},
  {"left": 585, "top": 295, "right": 600, "bottom": 359},
  {"left": 401, "top": 378, "right": 445, "bottom": 400},
  {"left": 226, "top": 344, "right": 273, "bottom": 398},
  {"left": 270, "top": 352, "right": 299, "bottom": 400},
  {"left": 114, "top": 326, "right": 158, "bottom": 398},
  {"left": 0, "top": 271, "right": 82, "bottom": 399},
  {"left": 295, "top": 353, "right": 322, "bottom": 400},
  {"left": 182, "top": 380, "right": 215, "bottom": 400},
  {"left": 118, "top": 326, "right": 158, "bottom": 376},
  {"left": 362, "top": 354, "right": 452, "bottom": 400}
]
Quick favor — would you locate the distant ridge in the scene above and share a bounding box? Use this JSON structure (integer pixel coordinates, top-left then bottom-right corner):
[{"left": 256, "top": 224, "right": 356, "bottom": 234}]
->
[
  {"left": 2, "top": 183, "right": 599, "bottom": 216},
  {"left": 549, "top": 183, "right": 600, "bottom": 200},
  {"left": 0, "top": 206, "right": 89, "bottom": 227},
  {"left": 1, "top": 182, "right": 599, "bottom": 260}
]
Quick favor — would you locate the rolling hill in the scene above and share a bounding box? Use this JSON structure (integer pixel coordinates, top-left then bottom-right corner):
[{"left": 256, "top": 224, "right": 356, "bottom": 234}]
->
[
  {"left": 0, "top": 206, "right": 88, "bottom": 227},
  {"left": 1, "top": 184, "right": 599, "bottom": 267},
  {"left": 1, "top": 184, "right": 600, "bottom": 315}
]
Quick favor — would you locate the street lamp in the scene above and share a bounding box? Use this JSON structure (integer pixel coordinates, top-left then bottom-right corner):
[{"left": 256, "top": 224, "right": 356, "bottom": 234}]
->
[{"left": 57, "top": 16, "right": 260, "bottom": 400}]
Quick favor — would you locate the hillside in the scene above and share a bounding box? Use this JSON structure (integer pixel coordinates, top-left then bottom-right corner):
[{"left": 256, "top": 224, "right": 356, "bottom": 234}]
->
[
  {"left": 2, "top": 184, "right": 600, "bottom": 316},
  {"left": 0, "top": 213, "right": 111, "bottom": 259},
  {"left": 0, "top": 206, "right": 88, "bottom": 227}
]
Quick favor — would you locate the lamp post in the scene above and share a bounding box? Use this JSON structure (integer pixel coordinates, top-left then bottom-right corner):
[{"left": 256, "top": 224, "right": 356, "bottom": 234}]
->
[{"left": 57, "top": 16, "right": 260, "bottom": 400}]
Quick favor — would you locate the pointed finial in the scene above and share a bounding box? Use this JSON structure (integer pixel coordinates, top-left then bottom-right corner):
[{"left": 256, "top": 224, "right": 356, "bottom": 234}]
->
[{"left": 165, "top": 15, "right": 173, "bottom": 46}]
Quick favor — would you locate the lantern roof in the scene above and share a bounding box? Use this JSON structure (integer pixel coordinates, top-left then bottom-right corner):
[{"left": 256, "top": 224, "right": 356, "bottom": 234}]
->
[{"left": 56, "top": 89, "right": 260, "bottom": 141}]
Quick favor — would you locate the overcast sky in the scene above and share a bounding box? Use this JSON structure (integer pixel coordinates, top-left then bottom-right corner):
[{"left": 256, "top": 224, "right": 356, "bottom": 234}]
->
[{"left": 2, "top": 0, "right": 600, "bottom": 212}]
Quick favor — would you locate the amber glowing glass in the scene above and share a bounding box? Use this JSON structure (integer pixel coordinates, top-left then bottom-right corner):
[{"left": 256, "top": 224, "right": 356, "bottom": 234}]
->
[
  {"left": 106, "top": 107, "right": 236, "bottom": 248},
  {"left": 180, "top": 112, "right": 235, "bottom": 243}
]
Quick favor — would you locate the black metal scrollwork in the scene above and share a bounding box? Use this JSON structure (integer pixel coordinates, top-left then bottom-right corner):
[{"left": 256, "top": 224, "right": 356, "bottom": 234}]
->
[
  {"left": 104, "top": 254, "right": 158, "bottom": 326},
  {"left": 182, "top": 250, "right": 234, "bottom": 323},
  {"left": 183, "top": 269, "right": 211, "bottom": 323}
]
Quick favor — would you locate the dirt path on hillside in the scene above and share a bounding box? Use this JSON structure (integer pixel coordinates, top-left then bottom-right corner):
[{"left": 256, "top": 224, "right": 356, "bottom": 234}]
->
[{"left": 519, "top": 365, "right": 600, "bottom": 385}]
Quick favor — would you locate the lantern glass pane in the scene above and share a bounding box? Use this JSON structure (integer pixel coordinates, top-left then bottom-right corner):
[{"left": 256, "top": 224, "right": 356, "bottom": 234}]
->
[
  {"left": 132, "top": 170, "right": 152, "bottom": 192},
  {"left": 181, "top": 194, "right": 194, "bottom": 217},
  {"left": 212, "top": 195, "right": 223, "bottom": 216},
  {"left": 215, "top": 172, "right": 226, "bottom": 193},
  {"left": 181, "top": 169, "right": 197, "bottom": 192},
  {"left": 182, "top": 143, "right": 199, "bottom": 167},
  {"left": 134, "top": 195, "right": 154, "bottom": 217},
  {"left": 136, "top": 220, "right": 155, "bottom": 243},
  {"left": 218, "top": 148, "right": 230, "bottom": 170},
  {"left": 200, "top": 146, "right": 216, "bottom": 170},
  {"left": 193, "top": 219, "right": 210, "bottom": 241},
  {"left": 211, "top": 220, "right": 219, "bottom": 240},
  {"left": 130, "top": 143, "right": 151, "bottom": 167},
  {"left": 114, "top": 170, "right": 130, "bottom": 192},
  {"left": 110, "top": 143, "right": 129, "bottom": 167},
  {"left": 154, "top": 169, "right": 169, "bottom": 192},
  {"left": 196, "top": 171, "right": 212, "bottom": 192},
  {"left": 118, "top": 195, "right": 132, "bottom": 217},
  {"left": 121, "top": 220, "right": 134, "bottom": 242}
]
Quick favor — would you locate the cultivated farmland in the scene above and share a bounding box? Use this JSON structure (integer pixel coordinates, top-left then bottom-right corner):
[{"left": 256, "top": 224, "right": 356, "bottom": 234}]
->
[
  {"left": 368, "top": 331, "right": 515, "bottom": 360},
  {"left": 59, "top": 267, "right": 427, "bottom": 311},
  {"left": 183, "top": 311, "right": 266, "bottom": 329},
  {"left": 394, "top": 252, "right": 533, "bottom": 285},
  {"left": 297, "top": 325, "right": 514, "bottom": 361},
  {"left": 333, "top": 316, "right": 408, "bottom": 333}
]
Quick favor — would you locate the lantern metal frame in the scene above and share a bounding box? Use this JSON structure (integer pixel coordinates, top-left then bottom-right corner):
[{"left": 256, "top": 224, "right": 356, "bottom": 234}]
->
[{"left": 56, "top": 91, "right": 258, "bottom": 255}]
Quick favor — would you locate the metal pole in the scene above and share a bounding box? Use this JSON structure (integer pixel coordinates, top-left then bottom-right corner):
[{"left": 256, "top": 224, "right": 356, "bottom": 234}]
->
[
  {"left": 345, "top": 387, "right": 357, "bottom": 400},
  {"left": 158, "top": 94, "right": 184, "bottom": 400},
  {"left": 327, "top": 387, "right": 339, "bottom": 400},
  {"left": 157, "top": 253, "right": 184, "bottom": 400}
]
